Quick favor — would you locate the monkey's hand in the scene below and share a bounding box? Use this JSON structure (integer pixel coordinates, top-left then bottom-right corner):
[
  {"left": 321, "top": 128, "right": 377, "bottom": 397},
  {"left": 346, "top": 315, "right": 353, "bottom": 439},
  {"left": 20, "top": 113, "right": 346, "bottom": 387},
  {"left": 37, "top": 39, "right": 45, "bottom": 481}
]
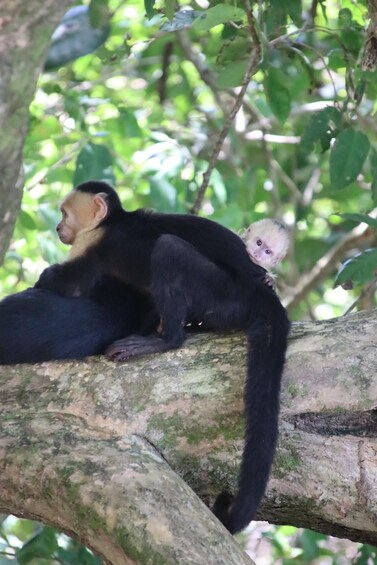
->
[
  {"left": 34, "top": 264, "right": 80, "bottom": 297},
  {"left": 264, "top": 272, "right": 277, "bottom": 290}
]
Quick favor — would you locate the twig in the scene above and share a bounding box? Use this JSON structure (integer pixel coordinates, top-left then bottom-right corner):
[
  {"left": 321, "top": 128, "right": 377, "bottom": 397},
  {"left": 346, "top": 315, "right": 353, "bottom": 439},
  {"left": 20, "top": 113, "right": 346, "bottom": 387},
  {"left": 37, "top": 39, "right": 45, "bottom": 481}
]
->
[
  {"left": 301, "top": 167, "right": 321, "bottom": 207},
  {"left": 283, "top": 215, "right": 377, "bottom": 310},
  {"left": 189, "top": 2, "right": 261, "bottom": 215},
  {"left": 362, "top": 0, "right": 377, "bottom": 71},
  {"left": 308, "top": 0, "right": 319, "bottom": 26},
  {"left": 270, "top": 155, "right": 303, "bottom": 205},
  {"left": 260, "top": 133, "right": 283, "bottom": 217}
]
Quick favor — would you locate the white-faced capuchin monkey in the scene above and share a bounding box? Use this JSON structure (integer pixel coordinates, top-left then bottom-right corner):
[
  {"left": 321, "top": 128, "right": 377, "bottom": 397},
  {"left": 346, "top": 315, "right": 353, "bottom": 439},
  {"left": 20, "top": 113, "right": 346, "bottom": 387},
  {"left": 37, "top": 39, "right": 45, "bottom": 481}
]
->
[
  {"left": 0, "top": 278, "right": 156, "bottom": 364},
  {"left": 35, "top": 181, "right": 290, "bottom": 536},
  {"left": 242, "top": 219, "right": 289, "bottom": 288}
]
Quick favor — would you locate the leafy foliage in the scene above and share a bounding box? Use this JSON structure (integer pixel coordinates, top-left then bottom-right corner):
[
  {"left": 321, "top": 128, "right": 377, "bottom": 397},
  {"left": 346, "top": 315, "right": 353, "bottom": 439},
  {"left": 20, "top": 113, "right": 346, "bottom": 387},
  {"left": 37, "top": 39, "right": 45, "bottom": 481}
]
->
[
  {"left": 0, "top": 517, "right": 101, "bottom": 565},
  {"left": 2, "top": 0, "right": 375, "bottom": 314}
]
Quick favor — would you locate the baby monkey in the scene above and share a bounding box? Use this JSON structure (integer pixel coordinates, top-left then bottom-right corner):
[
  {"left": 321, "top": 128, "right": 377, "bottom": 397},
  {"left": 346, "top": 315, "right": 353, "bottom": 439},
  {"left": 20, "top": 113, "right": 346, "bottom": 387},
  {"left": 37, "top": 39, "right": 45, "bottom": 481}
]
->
[{"left": 242, "top": 219, "right": 289, "bottom": 288}]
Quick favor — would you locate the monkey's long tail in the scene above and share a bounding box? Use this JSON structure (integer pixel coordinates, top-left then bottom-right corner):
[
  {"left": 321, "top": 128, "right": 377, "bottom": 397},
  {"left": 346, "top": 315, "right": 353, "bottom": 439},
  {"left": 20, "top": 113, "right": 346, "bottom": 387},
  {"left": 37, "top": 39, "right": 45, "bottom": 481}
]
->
[{"left": 213, "top": 287, "right": 290, "bottom": 535}]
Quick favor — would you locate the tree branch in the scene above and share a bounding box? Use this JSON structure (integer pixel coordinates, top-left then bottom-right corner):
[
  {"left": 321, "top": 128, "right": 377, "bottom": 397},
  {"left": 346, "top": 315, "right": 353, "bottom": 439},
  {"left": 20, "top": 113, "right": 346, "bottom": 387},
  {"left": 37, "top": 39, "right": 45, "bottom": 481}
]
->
[{"left": 1, "top": 311, "right": 377, "bottom": 563}]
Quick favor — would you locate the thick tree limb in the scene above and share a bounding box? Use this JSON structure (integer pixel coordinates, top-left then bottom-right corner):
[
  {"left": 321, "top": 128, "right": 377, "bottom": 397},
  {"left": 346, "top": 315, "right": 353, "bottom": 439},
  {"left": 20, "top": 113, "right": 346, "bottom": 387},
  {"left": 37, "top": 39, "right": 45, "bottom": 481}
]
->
[
  {"left": 0, "top": 0, "right": 74, "bottom": 266},
  {"left": 1, "top": 310, "right": 377, "bottom": 563}
]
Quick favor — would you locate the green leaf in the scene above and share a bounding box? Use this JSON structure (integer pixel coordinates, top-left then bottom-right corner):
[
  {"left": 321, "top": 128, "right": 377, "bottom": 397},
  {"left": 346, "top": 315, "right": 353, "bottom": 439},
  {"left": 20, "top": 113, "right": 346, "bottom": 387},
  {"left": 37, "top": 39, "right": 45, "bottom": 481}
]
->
[
  {"left": 17, "top": 527, "right": 58, "bottom": 565},
  {"left": 193, "top": 4, "right": 245, "bottom": 32},
  {"left": 74, "top": 142, "right": 115, "bottom": 186},
  {"left": 318, "top": 0, "right": 328, "bottom": 22},
  {"left": 334, "top": 248, "right": 377, "bottom": 287},
  {"left": 286, "top": 0, "right": 302, "bottom": 26},
  {"left": 264, "top": 69, "right": 291, "bottom": 125},
  {"left": 337, "top": 213, "right": 377, "bottom": 229},
  {"left": 165, "top": 0, "right": 175, "bottom": 21},
  {"left": 144, "top": 0, "right": 155, "bottom": 19},
  {"left": 330, "top": 129, "right": 370, "bottom": 190},
  {"left": 338, "top": 8, "right": 353, "bottom": 27},
  {"left": 266, "top": 1, "right": 287, "bottom": 34},
  {"left": 328, "top": 48, "right": 346, "bottom": 70},
  {"left": 19, "top": 211, "right": 37, "bottom": 231},
  {"left": 301, "top": 107, "right": 341, "bottom": 152},
  {"left": 88, "top": 0, "right": 110, "bottom": 28},
  {"left": 217, "top": 60, "right": 248, "bottom": 89}
]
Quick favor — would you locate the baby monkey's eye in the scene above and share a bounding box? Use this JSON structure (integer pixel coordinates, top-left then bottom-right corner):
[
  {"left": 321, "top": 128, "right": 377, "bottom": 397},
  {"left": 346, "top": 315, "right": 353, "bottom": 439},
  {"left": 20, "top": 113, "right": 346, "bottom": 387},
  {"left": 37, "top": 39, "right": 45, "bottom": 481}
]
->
[
  {"left": 265, "top": 249, "right": 272, "bottom": 255},
  {"left": 256, "top": 239, "right": 262, "bottom": 246}
]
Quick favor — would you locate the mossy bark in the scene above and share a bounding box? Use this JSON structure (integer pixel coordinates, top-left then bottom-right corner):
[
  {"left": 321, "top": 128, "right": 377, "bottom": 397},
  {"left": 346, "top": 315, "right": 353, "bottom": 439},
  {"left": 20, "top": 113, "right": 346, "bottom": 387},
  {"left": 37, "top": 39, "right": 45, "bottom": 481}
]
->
[
  {"left": 0, "top": 0, "right": 74, "bottom": 266},
  {"left": 1, "top": 309, "right": 377, "bottom": 562}
]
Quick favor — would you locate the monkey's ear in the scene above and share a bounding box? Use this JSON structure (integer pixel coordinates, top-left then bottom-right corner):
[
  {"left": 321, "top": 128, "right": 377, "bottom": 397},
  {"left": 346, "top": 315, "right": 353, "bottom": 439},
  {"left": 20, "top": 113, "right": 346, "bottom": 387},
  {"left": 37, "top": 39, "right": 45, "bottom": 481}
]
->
[{"left": 92, "top": 193, "right": 108, "bottom": 222}]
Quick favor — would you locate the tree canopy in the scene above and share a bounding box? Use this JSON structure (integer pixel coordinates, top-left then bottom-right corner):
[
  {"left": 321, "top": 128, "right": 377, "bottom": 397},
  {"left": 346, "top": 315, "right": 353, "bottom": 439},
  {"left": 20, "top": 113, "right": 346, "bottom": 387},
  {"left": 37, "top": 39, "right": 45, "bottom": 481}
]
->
[{"left": 1, "top": 0, "right": 376, "bottom": 316}]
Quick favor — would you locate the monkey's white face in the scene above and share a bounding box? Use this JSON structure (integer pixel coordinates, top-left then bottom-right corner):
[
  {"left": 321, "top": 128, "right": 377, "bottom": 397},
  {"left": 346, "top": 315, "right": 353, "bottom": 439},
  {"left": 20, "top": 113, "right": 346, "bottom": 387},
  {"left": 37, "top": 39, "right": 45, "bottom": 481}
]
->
[
  {"left": 244, "top": 219, "right": 289, "bottom": 269},
  {"left": 56, "top": 191, "right": 108, "bottom": 245}
]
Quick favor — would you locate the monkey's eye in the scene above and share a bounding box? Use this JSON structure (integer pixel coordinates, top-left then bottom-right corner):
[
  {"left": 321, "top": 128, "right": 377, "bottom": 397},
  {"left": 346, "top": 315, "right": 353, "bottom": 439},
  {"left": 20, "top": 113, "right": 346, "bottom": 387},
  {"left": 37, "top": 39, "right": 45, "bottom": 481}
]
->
[
  {"left": 256, "top": 239, "right": 262, "bottom": 246},
  {"left": 265, "top": 249, "right": 272, "bottom": 255}
]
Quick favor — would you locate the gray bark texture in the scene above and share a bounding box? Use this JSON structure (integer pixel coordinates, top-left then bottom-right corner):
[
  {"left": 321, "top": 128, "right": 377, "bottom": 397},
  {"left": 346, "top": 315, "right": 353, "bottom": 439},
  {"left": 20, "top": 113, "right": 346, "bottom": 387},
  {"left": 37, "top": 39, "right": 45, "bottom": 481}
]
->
[
  {"left": 0, "top": 0, "right": 74, "bottom": 266},
  {"left": 1, "top": 309, "right": 377, "bottom": 564}
]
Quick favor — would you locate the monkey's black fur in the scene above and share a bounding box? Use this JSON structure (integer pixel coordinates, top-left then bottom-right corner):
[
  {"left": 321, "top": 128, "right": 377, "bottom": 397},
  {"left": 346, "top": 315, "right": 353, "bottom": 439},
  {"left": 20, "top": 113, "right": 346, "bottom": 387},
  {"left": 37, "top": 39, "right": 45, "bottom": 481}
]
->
[
  {"left": 35, "top": 180, "right": 290, "bottom": 534},
  {"left": 0, "top": 277, "right": 156, "bottom": 365}
]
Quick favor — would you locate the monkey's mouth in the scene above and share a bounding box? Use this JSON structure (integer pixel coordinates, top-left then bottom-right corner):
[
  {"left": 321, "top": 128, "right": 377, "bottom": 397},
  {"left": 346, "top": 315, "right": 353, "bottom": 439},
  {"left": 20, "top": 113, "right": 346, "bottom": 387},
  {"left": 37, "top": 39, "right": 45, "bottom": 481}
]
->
[{"left": 249, "top": 253, "right": 261, "bottom": 265}]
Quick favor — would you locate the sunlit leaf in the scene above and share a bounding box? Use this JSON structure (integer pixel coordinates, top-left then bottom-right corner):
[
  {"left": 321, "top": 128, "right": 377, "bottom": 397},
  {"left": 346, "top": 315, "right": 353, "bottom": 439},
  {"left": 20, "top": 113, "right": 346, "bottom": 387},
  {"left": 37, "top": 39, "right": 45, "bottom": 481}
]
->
[
  {"left": 330, "top": 129, "right": 370, "bottom": 190},
  {"left": 193, "top": 4, "right": 245, "bottom": 32}
]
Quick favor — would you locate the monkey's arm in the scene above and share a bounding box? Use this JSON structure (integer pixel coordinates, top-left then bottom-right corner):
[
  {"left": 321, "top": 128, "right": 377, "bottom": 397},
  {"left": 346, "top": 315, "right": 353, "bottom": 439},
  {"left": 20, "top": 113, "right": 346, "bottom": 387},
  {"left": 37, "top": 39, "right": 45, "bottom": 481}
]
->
[{"left": 35, "top": 257, "right": 99, "bottom": 297}]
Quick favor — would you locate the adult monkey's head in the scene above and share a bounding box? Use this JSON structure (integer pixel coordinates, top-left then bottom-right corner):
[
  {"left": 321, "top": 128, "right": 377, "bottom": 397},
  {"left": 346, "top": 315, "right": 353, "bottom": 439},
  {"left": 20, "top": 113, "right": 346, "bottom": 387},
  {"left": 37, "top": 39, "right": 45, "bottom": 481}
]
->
[{"left": 56, "top": 181, "right": 123, "bottom": 245}]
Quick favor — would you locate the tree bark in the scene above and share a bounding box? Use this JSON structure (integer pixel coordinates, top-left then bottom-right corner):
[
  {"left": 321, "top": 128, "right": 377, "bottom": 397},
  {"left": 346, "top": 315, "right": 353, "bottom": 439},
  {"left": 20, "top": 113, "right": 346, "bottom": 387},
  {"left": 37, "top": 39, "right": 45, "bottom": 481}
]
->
[
  {"left": 1, "top": 310, "right": 377, "bottom": 563},
  {"left": 0, "top": 0, "right": 74, "bottom": 266}
]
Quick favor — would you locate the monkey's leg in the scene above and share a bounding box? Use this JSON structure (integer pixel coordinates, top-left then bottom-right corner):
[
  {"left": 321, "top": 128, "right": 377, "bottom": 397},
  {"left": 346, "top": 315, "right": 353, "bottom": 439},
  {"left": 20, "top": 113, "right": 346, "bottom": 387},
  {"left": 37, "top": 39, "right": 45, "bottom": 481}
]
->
[{"left": 106, "top": 234, "right": 237, "bottom": 361}]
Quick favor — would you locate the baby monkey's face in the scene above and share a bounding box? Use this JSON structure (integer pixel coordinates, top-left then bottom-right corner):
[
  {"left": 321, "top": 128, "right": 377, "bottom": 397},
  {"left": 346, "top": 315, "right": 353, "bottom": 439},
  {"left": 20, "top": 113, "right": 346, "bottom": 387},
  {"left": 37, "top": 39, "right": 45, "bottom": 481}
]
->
[{"left": 244, "top": 219, "right": 289, "bottom": 269}]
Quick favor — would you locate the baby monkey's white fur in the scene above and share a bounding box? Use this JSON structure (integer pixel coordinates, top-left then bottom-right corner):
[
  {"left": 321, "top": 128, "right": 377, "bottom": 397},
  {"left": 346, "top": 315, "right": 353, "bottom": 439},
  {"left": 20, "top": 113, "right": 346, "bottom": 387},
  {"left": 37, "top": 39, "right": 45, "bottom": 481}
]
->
[{"left": 242, "top": 219, "right": 289, "bottom": 287}]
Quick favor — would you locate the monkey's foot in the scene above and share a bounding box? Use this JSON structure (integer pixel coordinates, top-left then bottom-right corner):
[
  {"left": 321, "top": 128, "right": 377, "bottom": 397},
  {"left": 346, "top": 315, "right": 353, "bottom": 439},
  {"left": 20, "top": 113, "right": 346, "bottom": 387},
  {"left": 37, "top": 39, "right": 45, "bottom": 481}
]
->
[{"left": 106, "top": 334, "right": 172, "bottom": 361}]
